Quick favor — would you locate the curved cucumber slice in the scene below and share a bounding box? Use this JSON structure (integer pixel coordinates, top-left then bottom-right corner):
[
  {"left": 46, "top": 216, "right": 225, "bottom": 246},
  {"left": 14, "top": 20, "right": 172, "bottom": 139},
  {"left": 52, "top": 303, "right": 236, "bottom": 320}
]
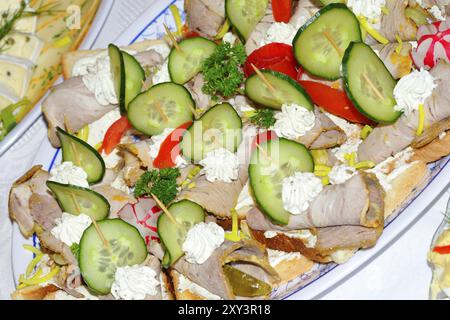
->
[
  {"left": 168, "top": 37, "right": 217, "bottom": 84},
  {"left": 109, "top": 44, "right": 126, "bottom": 113},
  {"left": 225, "top": 0, "right": 269, "bottom": 41},
  {"left": 180, "top": 103, "right": 243, "bottom": 162},
  {"left": 157, "top": 200, "right": 205, "bottom": 268},
  {"left": 342, "top": 42, "right": 400, "bottom": 123},
  {"left": 293, "top": 3, "right": 362, "bottom": 80},
  {"left": 248, "top": 138, "right": 314, "bottom": 225},
  {"left": 127, "top": 82, "right": 195, "bottom": 136},
  {"left": 122, "top": 51, "right": 145, "bottom": 110},
  {"left": 245, "top": 70, "right": 313, "bottom": 110},
  {"left": 46, "top": 181, "right": 110, "bottom": 221},
  {"left": 57, "top": 127, "right": 105, "bottom": 184},
  {"left": 79, "top": 219, "right": 147, "bottom": 295}
]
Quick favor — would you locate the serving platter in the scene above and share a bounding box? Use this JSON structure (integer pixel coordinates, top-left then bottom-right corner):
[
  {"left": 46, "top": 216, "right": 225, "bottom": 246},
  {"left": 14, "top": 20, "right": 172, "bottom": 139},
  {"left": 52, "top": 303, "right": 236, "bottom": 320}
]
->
[
  {"left": 0, "top": 0, "right": 114, "bottom": 157},
  {"left": 10, "top": 0, "right": 450, "bottom": 300}
]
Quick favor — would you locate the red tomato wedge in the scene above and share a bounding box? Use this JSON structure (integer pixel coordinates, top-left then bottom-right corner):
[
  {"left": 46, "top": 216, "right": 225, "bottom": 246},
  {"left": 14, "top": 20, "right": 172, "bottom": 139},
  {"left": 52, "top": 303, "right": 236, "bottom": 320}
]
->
[
  {"left": 101, "top": 116, "right": 132, "bottom": 155},
  {"left": 298, "top": 80, "right": 375, "bottom": 125},
  {"left": 153, "top": 121, "right": 193, "bottom": 169},
  {"left": 243, "top": 43, "right": 298, "bottom": 80},
  {"left": 271, "top": 0, "right": 292, "bottom": 23},
  {"left": 251, "top": 131, "right": 277, "bottom": 150},
  {"left": 433, "top": 245, "right": 450, "bottom": 255}
]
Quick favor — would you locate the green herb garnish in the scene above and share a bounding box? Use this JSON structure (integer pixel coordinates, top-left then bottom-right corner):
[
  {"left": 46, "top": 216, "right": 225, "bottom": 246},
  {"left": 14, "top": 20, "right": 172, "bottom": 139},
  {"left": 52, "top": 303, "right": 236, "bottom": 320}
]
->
[
  {"left": 134, "top": 168, "right": 181, "bottom": 205},
  {"left": 202, "top": 42, "right": 247, "bottom": 100},
  {"left": 249, "top": 109, "right": 276, "bottom": 129},
  {"left": 70, "top": 243, "right": 80, "bottom": 260}
]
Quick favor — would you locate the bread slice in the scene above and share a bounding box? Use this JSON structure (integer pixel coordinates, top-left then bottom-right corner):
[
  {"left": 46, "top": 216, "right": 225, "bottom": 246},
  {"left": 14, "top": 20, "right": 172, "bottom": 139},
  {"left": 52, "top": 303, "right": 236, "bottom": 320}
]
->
[
  {"left": 10, "top": 284, "right": 59, "bottom": 300},
  {"left": 384, "top": 160, "right": 430, "bottom": 219},
  {"left": 62, "top": 39, "right": 167, "bottom": 79},
  {"left": 412, "top": 131, "right": 450, "bottom": 164}
]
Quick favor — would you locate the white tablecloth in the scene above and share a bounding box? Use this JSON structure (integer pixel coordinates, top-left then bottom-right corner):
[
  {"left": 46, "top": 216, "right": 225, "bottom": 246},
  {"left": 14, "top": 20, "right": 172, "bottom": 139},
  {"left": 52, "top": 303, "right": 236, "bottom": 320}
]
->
[{"left": 0, "top": 0, "right": 448, "bottom": 300}]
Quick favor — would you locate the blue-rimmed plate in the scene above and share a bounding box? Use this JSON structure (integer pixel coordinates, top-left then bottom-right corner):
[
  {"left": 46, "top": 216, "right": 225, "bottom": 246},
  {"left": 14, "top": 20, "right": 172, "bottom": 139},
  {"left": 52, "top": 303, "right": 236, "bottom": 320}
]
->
[{"left": 11, "top": 0, "right": 450, "bottom": 300}]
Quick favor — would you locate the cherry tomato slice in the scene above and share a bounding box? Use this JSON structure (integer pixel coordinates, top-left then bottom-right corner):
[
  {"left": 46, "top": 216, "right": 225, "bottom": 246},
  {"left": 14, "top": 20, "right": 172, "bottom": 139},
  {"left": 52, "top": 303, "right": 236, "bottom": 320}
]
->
[
  {"left": 271, "top": 0, "right": 292, "bottom": 23},
  {"left": 251, "top": 131, "right": 277, "bottom": 150},
  {"left": 153, "top": 121, "right": 193, "bottom": 169},
  {"left": 298, "top": 80, "right": 375, "bottom": 125},
  {"left": 244, "top": 43, "right": 298, "bottom": 79},
  {"left": 101, "top": 116, "right": 132, "bottom": 155}
]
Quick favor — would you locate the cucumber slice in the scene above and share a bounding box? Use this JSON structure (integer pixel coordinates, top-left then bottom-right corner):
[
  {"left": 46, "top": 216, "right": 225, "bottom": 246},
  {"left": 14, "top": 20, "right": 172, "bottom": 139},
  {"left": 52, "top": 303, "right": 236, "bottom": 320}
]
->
[
  {"left": 248, "top": 138, "right": 314, "bottom": 225},
  {"left": 127, "top": 82, "right": 195, "bottom": 136},
  {"left": 292, "top": 3, "right": 362, "bottom": 80},
  {"left": 122, "top": 51, "right": 145, "bottom": 110},
  {"left": 245, "top": 70, "right": 313, "bottom": 110},
  {"left": 157, "top": 200, "right": 205, "bottom": 268},
  {"left": 342, "top": 42, "right": 400, "bottom": 123},
  {"left": 225, "top": 0, "right": 269, "bottom": 41},
  {"left": 180, "top": 103, "right": 243, "bottom": 162},
  {"left": 168, "top": 37, "right": 217, "bottom": 84},
  {"left": 46, "top": 181, "right": 110, "bottom": 221},
  {"left": 57, "top": 127, "right": 105, "bottom": 184},
  {"left": 109, "top": 44, "right": 126, "bottom": 113},
  {"left": 79, "top": 219, "right": 147, "bottom": 295}
]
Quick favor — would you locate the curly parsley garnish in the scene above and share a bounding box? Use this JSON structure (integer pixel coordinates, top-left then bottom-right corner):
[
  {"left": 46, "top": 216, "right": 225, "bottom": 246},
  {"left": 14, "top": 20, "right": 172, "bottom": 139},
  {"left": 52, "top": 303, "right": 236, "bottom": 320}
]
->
[
  {"left": 70, "top": 243, "right": 80, "bottom": 260},
  {"left": 249, "top": 109, "right": 276, "bottom": 129},
  {"left": 202, "top": 42, "right": 247, "bottom": 99},
  {"left": 134, "top": 168, "right": 181, "bottom": 205}
]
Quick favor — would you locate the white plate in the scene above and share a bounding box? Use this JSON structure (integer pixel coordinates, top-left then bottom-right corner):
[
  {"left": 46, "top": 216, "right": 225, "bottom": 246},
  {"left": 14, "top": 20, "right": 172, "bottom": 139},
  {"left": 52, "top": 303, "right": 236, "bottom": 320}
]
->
[
  {"left": 0, "top": 0, "right": 115, "bottom": 157},
  {"left": 11, "top": 0, "right": 450, "bottom": 300}
]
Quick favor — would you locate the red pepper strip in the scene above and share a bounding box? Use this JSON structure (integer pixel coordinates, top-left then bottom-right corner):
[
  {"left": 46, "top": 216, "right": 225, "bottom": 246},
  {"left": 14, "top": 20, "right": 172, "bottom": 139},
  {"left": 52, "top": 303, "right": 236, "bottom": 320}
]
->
[
  {"left": 433, "top": 245, "right": 450, "bottom": 255},
  {"left": 251, "top": 131, "right": 277, "bottom": 150},
  {"left": 298, "top": 80, "right": 376, "bottom": 125},
  {"left": 153, "top": 121, "right": 193, "bottom": 169},
  {"left": 243, "top": 43, "right": 298, "bottom": 80},
  {"left": 271, "top": 0, "right": 292, "bottom": 23},
  {"left": 182, "top": 25, "right": 201, "bottom": 39},
  {"left": 101, "top": 116, "right": 132, "bottom": 155}
]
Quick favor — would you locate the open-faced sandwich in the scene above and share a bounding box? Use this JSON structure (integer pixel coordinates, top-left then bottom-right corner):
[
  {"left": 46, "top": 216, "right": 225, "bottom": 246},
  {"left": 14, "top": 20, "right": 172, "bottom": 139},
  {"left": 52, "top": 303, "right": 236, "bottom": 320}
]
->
[
  {"left": 8, "top": 0, "right": 450, "bottom": 300},
  {"left": 0, "top": 0, "right": 101, "bottom": 140}
]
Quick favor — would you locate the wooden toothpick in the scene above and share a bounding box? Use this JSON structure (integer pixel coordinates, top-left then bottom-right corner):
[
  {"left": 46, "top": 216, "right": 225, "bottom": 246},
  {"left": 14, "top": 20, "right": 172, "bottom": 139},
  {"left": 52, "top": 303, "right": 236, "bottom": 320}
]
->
[
  {"left": 90, "top": 217, "right": 112, "bottom": 253},
  {"left": 362, "top": 72, "right": 384, "bottom": 101},
  {"left": 151, "top": 193, "right": 181, "bottom": 227},
  {"left": 251, "top": 64, "right": 277, "bottom": 98},
  {"left": 154, "top": 100, "right": 169, "bottom": 122},
  {"left": 322, "top": 30, "right": 343, "bottom": 57},
  {"left": 163, "top": 23, "right": 182, "bottom": 52}
]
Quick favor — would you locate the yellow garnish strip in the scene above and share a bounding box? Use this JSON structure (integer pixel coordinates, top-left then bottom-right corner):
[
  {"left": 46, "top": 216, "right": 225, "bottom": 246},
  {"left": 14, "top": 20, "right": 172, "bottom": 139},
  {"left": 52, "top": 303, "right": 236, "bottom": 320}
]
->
[
  {"left": 169, "top": 4, "right": 183, "bottom": 36},
  {"left": 26, "top": 254, "right": 44, "bottom": 277},
  {"left": 314, "top": 170, "right": 330, "bottom": 177},
  {"left": 321, "top": 177, "right": 330, "bottom": 186},
  {"left": 344, "top": 152, "right": 357, "bottom": 167},
  {"left": 417, "top": 104, "right": 425, "bottom": 136},
  {"left": 76, "top": 125, "right": 89, "bottom": 142},
  {"left": 314, "top": 165, "right": 331, "bottom": 172},
  {"left": 188, "top": 182, "right": 196, "bottom": 189},
  {"left": 381, "top": 6, "right": 390, "bottom": 15},
  {"left": 20, "top": 267, "right": 60, "bottom": 286},
  {"left": 23, "top": 244, "right": 43, "bottom": 256},
  {"left": 360, "top": 125, "right": 374, "bottom": 139},
  {"left": 354, "top": 161, "right": 376, "bottom": 169},
  {"left": 215, "top": 19, "right": 231, "bottom": 40},
  {"left": 358, "top": 16, "right": 389, "bottom": 45},
  {"left": 225, "top": 209, "right": 241, "bottom": 242},
  {"left": 395, "top": 34, "right": 403, "bottom": 54},
  {"left": 243, "top": 110, "right": 257, "bottom": 118},
  {"left": 54, "top": 35, "right": 72, "bottom": 48}
]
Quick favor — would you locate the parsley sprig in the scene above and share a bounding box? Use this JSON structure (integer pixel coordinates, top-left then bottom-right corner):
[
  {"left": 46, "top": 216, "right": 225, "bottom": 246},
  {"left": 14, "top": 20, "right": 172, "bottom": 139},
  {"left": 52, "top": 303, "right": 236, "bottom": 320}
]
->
[
  {"left": 202, "top": 42, "right": 247, "bottom": 100},
  {"left": 134, "top": 168, "right": 181, "bottom": 205},
  {"left": 249, "top": 109, "right": 276, "bottom": 129}
]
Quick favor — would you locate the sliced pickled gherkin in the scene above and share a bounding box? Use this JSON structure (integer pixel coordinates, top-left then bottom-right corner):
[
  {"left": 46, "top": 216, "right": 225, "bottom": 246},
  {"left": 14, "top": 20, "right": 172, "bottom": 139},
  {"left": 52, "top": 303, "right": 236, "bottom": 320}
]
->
[{"left": 223, "top": 264, "right": 272, "bottom": 297}]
